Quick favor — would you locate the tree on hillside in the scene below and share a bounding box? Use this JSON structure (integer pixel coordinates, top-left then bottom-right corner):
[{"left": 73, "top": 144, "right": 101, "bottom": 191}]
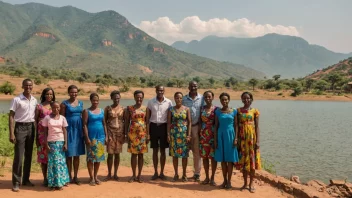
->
[
  {"left": 314, "top": 79, "right": 329, "bottom": 91},
  {"left": 305, "top": 78, "right": 315, "bottom": 91},
  {"left": 208, "top": 77, "right": 215, "bottom": 85},
  {"left": 192, "top": 76, "right": 201, "bottom": 83},
  {"left": 273, "top": 75, "right": 281, "bottom": 81},
  {"left": 248, "top": 78, "right": 259, "bottom": 91},
  {"left": 326, "top": 73, "right": 343, "bottom": 91}
]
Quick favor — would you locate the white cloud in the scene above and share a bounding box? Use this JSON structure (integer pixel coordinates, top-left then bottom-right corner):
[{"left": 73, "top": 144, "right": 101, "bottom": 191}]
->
[{"left": 138, "top": 16, "right": 300, "bottom": 44}]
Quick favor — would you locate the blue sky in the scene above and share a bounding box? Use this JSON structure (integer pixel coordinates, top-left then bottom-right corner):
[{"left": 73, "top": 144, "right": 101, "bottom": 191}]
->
[{"left": 2, "top": 0, "right": 351, "bottom": 53}]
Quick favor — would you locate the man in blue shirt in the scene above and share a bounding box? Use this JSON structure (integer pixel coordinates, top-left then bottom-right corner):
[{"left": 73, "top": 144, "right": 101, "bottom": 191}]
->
[{"left": 182, "top": 81, "right": 203, "bottom": 182}]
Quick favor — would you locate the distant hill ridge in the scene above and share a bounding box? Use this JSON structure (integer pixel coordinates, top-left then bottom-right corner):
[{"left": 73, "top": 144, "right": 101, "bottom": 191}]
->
[
  {"left": 172, "top": 34, "right": 352, "bottom": 78},
  {"left": 305, "top": 57, "right": 352, "bottom": 80},
  {"left": 0, "top": 1, "right": 265, "bottom": 80}
]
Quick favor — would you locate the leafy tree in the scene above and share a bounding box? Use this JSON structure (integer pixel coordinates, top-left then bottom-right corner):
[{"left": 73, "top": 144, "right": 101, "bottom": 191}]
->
[
  {"left": 80, "top": 72, "right": 91, "bottom": 80},
  {"left": 192, "top": 76, "right": 201, "bottom": 83},
  {"left": 208, "top": 77, "right": 215, "bottom": 85},
  {"left": 77, "top": 76, "right": 85, "bottom": 84},
  {"left": 273, "top": 74, "right": 281, "bottom": 81},
  {"left": 314, "top": 80, "right": 328, "bottom": 91},
  {"left": 248, "top": 78, "right": 258, "bottom": 91},
  {"left": 326, "top": 73, "right": 343, "bottom": 91},
  {"left": 0, "top": 81, "right": 16, "bottom": 95},
  {"left": 14, "top": 69, "right": 24, "bottom": 77},
  {"left": 34, "top": 77, "right": 42, "bottom": 85},
  {"left": 305, "top": 78, "right": 315, "bottom": 91},
  {"left": 291, "top": 86, "right": 303, "bottom": 97},
  {"left": 41, "top": 69, "right": 50, "bottom": 78}
]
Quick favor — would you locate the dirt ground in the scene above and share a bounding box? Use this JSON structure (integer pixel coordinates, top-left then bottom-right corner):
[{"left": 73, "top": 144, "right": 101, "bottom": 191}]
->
[
  {"left": 0, "top": 164, "right": 289, "bottom": 198},
  {"left": 1, "top": 74, "right": 351, "bottom": 102}
]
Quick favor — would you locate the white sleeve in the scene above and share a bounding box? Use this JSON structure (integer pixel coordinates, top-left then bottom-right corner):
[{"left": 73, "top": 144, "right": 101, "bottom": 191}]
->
[{"left": 9, "top": 98, "right": 18, "bottom": 112}]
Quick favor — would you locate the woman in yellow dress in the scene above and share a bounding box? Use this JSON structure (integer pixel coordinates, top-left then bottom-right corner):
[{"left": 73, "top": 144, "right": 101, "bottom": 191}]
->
[
  {"left": 125, "top": 90, "right": 149, "bottom": 183},
  {"left": 237, "top": 92, "right": 261, "bottom": 193}
]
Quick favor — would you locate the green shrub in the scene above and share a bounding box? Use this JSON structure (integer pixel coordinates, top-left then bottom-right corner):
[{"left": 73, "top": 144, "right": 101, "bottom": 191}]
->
[
  {"left": 0, "top": 81, "right": 16, "bottom": 95},
  {"left": 119, "top": 84, "right": 130, "bottom": 93},
  {"left": 291, "top": 86, "right": 303, "bottom": 97}
]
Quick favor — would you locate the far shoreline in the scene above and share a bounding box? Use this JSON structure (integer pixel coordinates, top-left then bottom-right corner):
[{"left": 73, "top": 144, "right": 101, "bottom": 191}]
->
[{"left": 1, "top": 74, "right": 351, "bottom": 102}]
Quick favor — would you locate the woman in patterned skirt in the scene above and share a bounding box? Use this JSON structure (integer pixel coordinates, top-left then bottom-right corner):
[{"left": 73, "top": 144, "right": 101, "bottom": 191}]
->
[
  {"left": 125, "top": 90, "right": 148, "bottom": 183},
  {"left": 43, "top": 101, "right": 69, "bottom": 191},
  {"left": 35, "top": 87, "right": 55, "bottom": 186},
  {"left": 82, "top": 93, "right": 107, "bottom": 186},
  {"left": 198, "top": 91, "right": 217, "bottom": 185},
  {"left": 237, "top": 92, "right": 261, "bottom": 193},
  {"left": 167, "top": 92, "right": 191, "bottom": 182},
  {"left": 104, "top": 90, "right": 125, "bottom": 181}
]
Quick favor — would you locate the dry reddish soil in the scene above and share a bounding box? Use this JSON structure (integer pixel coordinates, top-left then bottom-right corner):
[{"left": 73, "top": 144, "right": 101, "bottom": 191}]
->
[{"left": 0, "top": 164, "right": 289, "bottom": 198}]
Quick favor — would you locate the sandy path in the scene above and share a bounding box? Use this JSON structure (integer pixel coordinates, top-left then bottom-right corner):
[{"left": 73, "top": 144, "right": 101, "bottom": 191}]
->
[{"left": 0, "top": 164, "right": 288, "bottom": 198}]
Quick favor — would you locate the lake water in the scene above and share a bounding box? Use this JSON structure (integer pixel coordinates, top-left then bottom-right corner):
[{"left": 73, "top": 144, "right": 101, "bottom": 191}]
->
[{"left": 0, "top": 99, "right": 351, "bottom": 183}]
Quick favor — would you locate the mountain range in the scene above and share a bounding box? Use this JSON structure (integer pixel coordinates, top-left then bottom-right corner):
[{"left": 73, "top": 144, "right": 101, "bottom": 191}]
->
[
  {"left": 172, "top": 34, "right": 352, "bottom": 78},
  {"left": 0, "top": 1, "right": 265, "bottom": 80}
]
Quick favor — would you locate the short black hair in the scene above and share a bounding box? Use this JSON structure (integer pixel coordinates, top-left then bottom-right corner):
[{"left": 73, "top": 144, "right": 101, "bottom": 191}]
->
[
  {"left": 203, "top": 90, "right": 214, "bottom": 97},
  {"left": 40, "top": 87, "right": 56, "bottom": 103},
  {"left": 50, "top": 100, "right": 60, "bottom": 107},
  {"left": 188, "top": 81, "right": 197, "bottom": 86},
  {"left": 174, "top": 92, "right": 183, "bottom": 97},
  {"left": 90, "top": 92, "right": 99, "bottom": 100},
  {"left": 155, "top": 85, "right": 164, "bottom": 90},
  {"left": 134, "top": 90, "right": 144, "bottom": 97},
  {"left": 67, "top": 85, "right": 78, "bottom": 93},
  {"left": 241, "top": 91, "right": 254, "bottom": 101},
  {"left": 22, "top": 78, "right": 33, "bottom": 86},
  {"left": 219, "top": 92, "right": 230, "bottom": 100},
  {"left": 110, "top": 90, "right": 120, "bottom": 98}
]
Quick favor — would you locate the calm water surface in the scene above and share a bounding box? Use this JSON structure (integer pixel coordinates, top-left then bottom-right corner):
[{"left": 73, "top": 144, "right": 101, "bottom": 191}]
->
[{"left": 0, "top": 99, "right": 351, "bottom": 182}]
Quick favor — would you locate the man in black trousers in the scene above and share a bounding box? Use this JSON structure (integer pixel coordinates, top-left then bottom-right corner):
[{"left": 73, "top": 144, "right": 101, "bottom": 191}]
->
[{"left": 9, "top": 79, "right": 37, "bottom": 192}]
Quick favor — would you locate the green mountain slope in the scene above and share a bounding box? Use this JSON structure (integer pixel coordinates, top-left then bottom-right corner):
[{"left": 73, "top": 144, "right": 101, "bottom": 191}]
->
[
  {"left": 172, "top": 34, "right": 352, "bottom": 78},
  {"left": 0, "top": 1, "right": 265, "bottom": 80}
]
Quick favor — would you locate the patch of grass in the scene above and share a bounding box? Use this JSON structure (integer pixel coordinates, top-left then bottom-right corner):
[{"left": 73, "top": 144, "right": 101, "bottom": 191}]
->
[{"left": 261, "top": 158, "right": 277, "bottom": 175}]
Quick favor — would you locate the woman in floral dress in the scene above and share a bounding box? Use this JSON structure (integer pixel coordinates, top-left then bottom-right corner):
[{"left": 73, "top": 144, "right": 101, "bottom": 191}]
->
[
  {"left": 167, "top": 92, "right": 191, "bottom": 182},
  {"left": 35, "top": 87, "right": 55, "bottom": 186},
  {"left": 82, "top": 93, "right": 107, "bottom": 186},
  {"left": 198, "top": 91, "right": 217, "bottom": 185},
  {"left": 237, "top": 92, "right": 261, "bottom": 193},
  {"left": 125, "top": 90, "right": 148, "bottom": 183}
]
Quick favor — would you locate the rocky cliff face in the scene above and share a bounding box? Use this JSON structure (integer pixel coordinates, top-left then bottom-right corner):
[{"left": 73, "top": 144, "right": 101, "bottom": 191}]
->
[
  {"left": 0, "top": 56, "right": 5, "bottom": 63},
  {"left": 153, "top": 47, "right": 165, "bottom": 54},
  {"left": 102, "top": 39, "right": 113, "bottom": 46},
  {"left": 34, "top": 32, "right": 56, "bottom": 40}
]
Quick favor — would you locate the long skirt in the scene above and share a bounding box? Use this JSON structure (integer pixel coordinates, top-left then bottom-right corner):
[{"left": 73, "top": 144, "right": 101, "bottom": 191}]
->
[{"left": 47, "top": 141, "right": 70, "bottom": 187}]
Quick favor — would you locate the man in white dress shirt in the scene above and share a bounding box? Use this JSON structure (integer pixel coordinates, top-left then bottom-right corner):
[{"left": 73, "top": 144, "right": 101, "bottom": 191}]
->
[
  {"left": 9, "top": 79, "right": 37, "bottom": 192},
  {"left": 146, "top": 85, "right": 172, "bottom": 180}
]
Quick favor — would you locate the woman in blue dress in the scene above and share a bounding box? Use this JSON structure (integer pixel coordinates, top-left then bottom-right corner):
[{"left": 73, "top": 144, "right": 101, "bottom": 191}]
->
[
  {"left": 82, "top": 93, "right": 107, "bottom": 186},
  {"left": 214, "top": 92, "right": 239, "bottom": 190},
  {"left": 60, "top": 85, "right": 85, "bottom": 185}
]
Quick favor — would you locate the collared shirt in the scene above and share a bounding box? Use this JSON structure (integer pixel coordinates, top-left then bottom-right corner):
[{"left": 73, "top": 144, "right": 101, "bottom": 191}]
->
[
  {"left": 147, "top": 96, "right": 173, "bottom": 124},
  {"left": 9, "top": 93, "right": 37, "bottom": 122},
  {"left": 182, "top": 93, "right": 204, "bottom": 125}
]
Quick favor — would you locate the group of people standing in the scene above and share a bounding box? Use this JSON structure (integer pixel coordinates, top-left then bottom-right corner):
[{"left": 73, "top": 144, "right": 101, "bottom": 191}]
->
[{"left": 8, "top": 79, "right": 261, "bottom": 193}]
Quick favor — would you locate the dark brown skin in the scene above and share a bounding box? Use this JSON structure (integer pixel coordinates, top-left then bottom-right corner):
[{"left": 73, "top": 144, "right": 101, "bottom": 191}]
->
[
  {"left": 35, "top": 89, "right": 54, "bottom": 185},
  {"left": 198, "top": 92, "right": 217, "bottom": 185},
  {"left": 125, "top": 93, "right": 148, "bottom": 183},
  {"left": 146, "top": 86, "right": 167, "bottom": 178},
  {"left": 104, "top": 93, "right": 125, "bottom": 181},
  {"left": 188, "top": 81, "right": 198, "bottom": 99},
  {"left": 9, "top": 80, "right": 35, "bottom": 144},
  {"left": 240, "top": 93, "right": 260, "bottom": 192},
  {"left": 214, "top": 94, "right": 238, "bottom": 189},
  {"left": 167, "top": 93, "right": 191, "bottom": 180},
  {"left": 60, "top": 87, "right": 81, "bottom": 184},
  {"left": 82, "top": 96, "right": 108, "bottom": 185}
]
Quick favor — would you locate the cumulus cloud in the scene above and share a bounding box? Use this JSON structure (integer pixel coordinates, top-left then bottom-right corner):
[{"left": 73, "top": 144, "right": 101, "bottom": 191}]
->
[{"left": 138, "top": 16, "right": 300, "bottom": 44}]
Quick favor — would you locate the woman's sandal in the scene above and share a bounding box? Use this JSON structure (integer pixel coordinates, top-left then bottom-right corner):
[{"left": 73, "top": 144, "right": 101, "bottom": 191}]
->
[
  {"left": 73, "top": 177, "right": 81, "bottom": 186},
  {"left": 172, "top": 175, "right": 179, "bottom": 182},
  {"left": 226, "top": 183, "right": 232, "bottom": 190},
  {"left": 128, "top": 176, "right": 136, "bottom": 183},
  {"left": 137, "top": 177, "right": 144, "bottom": 183},
  {"left": 249, "top": 186, "right": 256, "bottom": 193},
  {"left": 95, "top": 179, "right": 102, "bottom": 185},
  {"left": 113, "top": 175, "right": 120, "bottom": 181},
  {"left": 220, "top": 182, "right": 227, "bottom": 189},
  {"left": 201, "top": 179, "right": 210, "bottom": 185},
  {"left": 89, "top": 180, "right": 96, "bottom": 186},
  {"left": 181, "top": 176, "right": 188, "bottom": 182},
  {"left": 56, "top": 187, "right": 63, "bottom": 191},
  {"left": 210, "top": 180, "right": 216, "bottom": 186},
  {"left": 49, "top": 187, "right": 55, "bottom": 191}
]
